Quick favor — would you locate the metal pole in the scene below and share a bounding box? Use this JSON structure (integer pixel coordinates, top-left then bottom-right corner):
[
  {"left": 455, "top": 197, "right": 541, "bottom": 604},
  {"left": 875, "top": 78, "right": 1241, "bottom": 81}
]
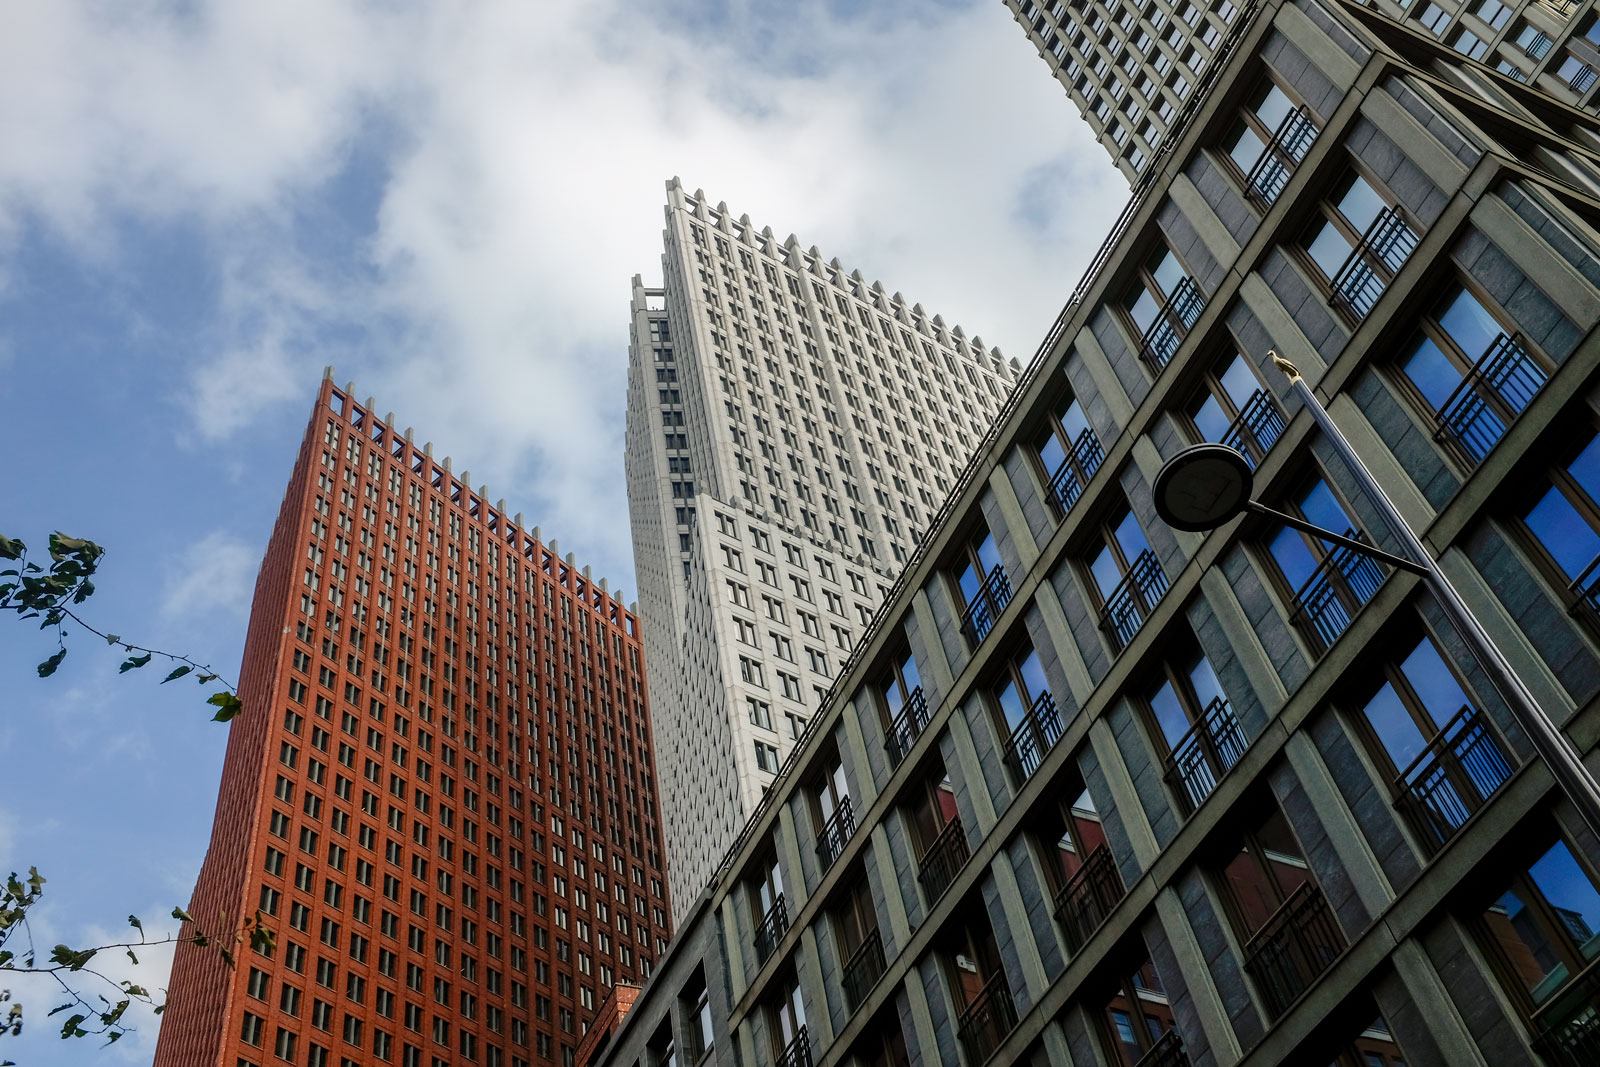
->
[{"left": 1270, "top": 352, "right": 1600, "bottom": 836}]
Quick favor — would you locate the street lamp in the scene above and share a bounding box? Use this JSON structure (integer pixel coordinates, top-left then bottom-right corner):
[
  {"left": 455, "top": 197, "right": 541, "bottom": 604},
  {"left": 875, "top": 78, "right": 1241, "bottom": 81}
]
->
[{"left": 1151, "top": 352, "right": 1600, "bottom": 836}]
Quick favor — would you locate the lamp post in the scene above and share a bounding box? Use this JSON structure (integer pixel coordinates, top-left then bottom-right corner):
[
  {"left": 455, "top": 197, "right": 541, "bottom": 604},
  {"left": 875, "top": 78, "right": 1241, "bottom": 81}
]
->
[{"left": 1151, "top": 351, "right": 1600, "bottom": 836}]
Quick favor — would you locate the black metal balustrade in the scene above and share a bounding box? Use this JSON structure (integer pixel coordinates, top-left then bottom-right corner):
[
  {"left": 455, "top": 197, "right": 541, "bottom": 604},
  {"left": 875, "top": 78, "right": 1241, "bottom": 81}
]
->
[
  {"left": 1330, "top": 207, "right": 1418, "bottom": 319},
  {"left": 1532, "top": 957, "right": 1600, "bottom": 1067},
  {"left": 1054, "top": 843, "right": 1125, "bottom": 954},
  {"left": 916, "top": 816, "right": 970, "bottom": 905},
  {"left": 774, "top": 1025, "right": 813, "bottom": 1067},
  {"left": 1133, "top": 1030, "right": 1191, "bottom": 1067},
  {"left": 1571, "top": 63, "right": 1597, "bottom": 94},
  {"left": 814, "top": 796, "right": 856, "bottom": 873},
  {"left": 841, "top": 929, "right": 887, "bottom": 1014},
  {"left": 1286, "top": 532, "right": 1387, "bottom": 656},
  {"left": 754, "top": 895, "right": 789, "bottom": 965},
  {"left": 1138, "top": 278, "right": 1206, "bottom": 371},
  {"left": 955, "top": 973, "right": 1019, "bottom": 1065},
  {"left": 1098, "top": 549, "right": 1169, "bottom": 653},
  {"left": 1394, "top": 704, "right": 1516, "bottom": 855},
  {"left": 884, "top": 687, "right": 931, "bottom": 767},
  {"left": 1242, "top": 883, "right": 1345, "bottom": 1019},
  {"left": 1572, "top": 553, "right": 1600, "bottom": 629},
  {"left": 1163, "top": 697, "right": 1248, "bottom": 817},
  {"left": 1219, "top": 389, "right": 1286, "bottom": 470},
  {"left": 1244, "top": 106, "right": 1317, "bottom": 205},
  {"left": 960, "top": 565, "right": 1013, "bottom": 647},
  {"left": 1001, "top": 691, "right": 1065, "bottom": 786},
  {"left": 1432, "top": 332, "right": 1547, "bottom": 467},
  {"left": 1049, "top": 428, "right": 1106, "bottom": 514}
]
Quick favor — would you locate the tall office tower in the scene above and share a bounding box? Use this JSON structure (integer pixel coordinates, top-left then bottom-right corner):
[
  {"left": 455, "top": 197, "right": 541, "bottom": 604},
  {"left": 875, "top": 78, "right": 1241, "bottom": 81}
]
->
[
  {"left": 1002, "top": 0, "right": 1599, "bottom": 186},
  {"left": 587, "top": 2, "right": 1600, "bottom": 1067},
  {"left": 625, "top": 180, "right": 1023, "bottom": 918},
  {"left": 154, "top": 376, "right": 672, "bottom": 1067}
]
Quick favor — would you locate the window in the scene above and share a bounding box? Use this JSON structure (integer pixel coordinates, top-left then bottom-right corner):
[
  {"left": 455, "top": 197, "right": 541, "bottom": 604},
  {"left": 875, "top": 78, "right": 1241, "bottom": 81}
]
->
[
  {"left": 907, "top": 764, "right": 964, "bottom": 903},
  {"left": 754, "top": 740, "right": 780, "bottom": 773},
  {"left": 1143, "top": 642, "right": 1235, "bottom": 814},
  {"left": 1479, "top": 835, "right": 1600, "bottom": 1016},
  {"left": 1264, "top": 473, "right": 1381, "bottom": 654},
  {"left": 768, "top": 977, "right": 809, "bottom": 1063},
  {"left": 1033, "top": 392, "right": 1102, "bottom": 513},
  {"left": 1035, "top": 784, "right": 1120, "bottom": 952},
  {"left": 953, "top": 527, "right": 1009, "bottom": 645},
  {"left": 1397, "top": 284, "right": 1546, "bottom": 466},
  {"left": 1415, "top": 1, "right": 1450, "bottom": 34},
  {"left": 813, "top": 756, "right": 853, "bottom": 869},
  {"left": 1183, "top": 351, "right": 1283, "bottom": 468},
  {"left": 1221, "top": 75, "right": 1316, "bottom": 203},
  {"left": 878, "top": 642, "right": 926, "bottom": 765},
  {"left": 990, "top": 644, "right": 1059, "bottom": 783},
  {"left": 831, "top": 870, "right": 883, "bottom": 1012},
  {"left": 1449, "top": 26, "right": 1487, "bottom": 59},
  {"left": 747, "top": 697, "right": 774, "bottom": 731},
  {"left": 1516, "top": 424, "right": 1600, "bottom": 616},
  {"left": 1123, "top": 243, "right": 1202, "bottom": 369},
  {"left": 1085, "top": 507, "right": 1166, "bottom": 651},
  {"left": 1301, "top": 170, "right": 1416, "bottom": 319},
  {"left": 934, "top": 903, "right": 1014, "bottom": 1061},
  {"left": 1474, "top": 0, "right": 1511, "bottom": 29},
  {"left": 750, "top": 850, "right": 786, "bottom": 963},
  {"left": 1098, "top": 942, "right": 1179, "bottom": 1067}
]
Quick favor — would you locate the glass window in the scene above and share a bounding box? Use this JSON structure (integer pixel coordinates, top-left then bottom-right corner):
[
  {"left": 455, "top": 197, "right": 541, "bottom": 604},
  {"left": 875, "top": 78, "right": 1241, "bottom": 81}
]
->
[
  {"left": 1521, "top": 428, "right": 1600, "bottom": 590},
  {"left": 1089, "top": 510, "right": 1156, "bottom": 601},
  {"left": 993, "top": 645, "right": 1050, "bottom": 734},
  {"left": 1304, "top": 173, "right": 1391, "bottom": 280},
  {"left": 1266, "top": 475, "right": 1359, "bottom": 593},
  {"left": 1099, "top": 942, "right": 1178, "bottom": 1067},
  {"left": 1219, "top": 803, "right": 1313, "bottom": 940},
  {"left": 955, "top": 529, "right": 1003, "bottom": 607},
  {"left": 1359, "top": 635, "right": 1471, "bottom": 771},
  {"left": 1481, "top": 838, "right": 1600, "bottom": 1006},
  {"left": 1399, "top": 286, "right": 1506, "bottom": 410}
]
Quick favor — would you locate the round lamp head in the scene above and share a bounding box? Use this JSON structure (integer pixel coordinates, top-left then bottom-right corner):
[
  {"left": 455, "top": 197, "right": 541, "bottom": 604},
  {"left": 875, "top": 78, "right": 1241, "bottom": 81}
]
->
[{"left": 1153, "top": 444, "right": 1255, "bottom": 532}]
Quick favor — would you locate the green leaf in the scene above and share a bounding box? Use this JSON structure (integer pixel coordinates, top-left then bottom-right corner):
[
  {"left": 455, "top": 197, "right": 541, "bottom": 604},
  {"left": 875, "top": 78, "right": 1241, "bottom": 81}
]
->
[
  {"left": 72, "top": 579, "right": 94, "bottom": 604},
  {"left": 37, "top": 648, "right": 67, "bottom": 678},
  {"left": 105, "top": 634, "right": 120, "bottom": 645},
  {"left": 0, "top": 535, "right": 23, "bottom": 560},
  {"left": 126, "top": 949, "right": 138, "bottom": 965},
  {"left": 197, "top": 673, "right": 217, "bottom": 684},
  {"left": 162, "top": 665, "right": 193, "bottom": 684},
  {"left": 128, "top": 914, "right": 143, "bottom": 932},
  {"left": 119, "top": 653, "right": 152, "bottom": 673},
  {"left": 59, "top": 1012, "right": 87, "bottom": 1039},
  {"left": 171, "top": 906, "right": 194, "bottom": 924},
  {"left": 208, "top": 692, "right": 244, "bottom": 723}
]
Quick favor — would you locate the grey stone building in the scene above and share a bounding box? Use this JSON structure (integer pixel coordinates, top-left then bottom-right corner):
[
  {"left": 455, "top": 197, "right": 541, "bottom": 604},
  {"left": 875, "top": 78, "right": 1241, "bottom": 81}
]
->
[{"left": 590, "top": 0, "right": 1600, "bottom": 1065}]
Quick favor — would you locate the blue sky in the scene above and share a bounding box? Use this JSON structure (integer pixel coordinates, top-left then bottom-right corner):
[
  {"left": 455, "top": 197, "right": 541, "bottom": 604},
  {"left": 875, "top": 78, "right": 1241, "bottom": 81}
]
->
[{"left": 0, "top": 1, "right": 1122, "bottom": 1061}]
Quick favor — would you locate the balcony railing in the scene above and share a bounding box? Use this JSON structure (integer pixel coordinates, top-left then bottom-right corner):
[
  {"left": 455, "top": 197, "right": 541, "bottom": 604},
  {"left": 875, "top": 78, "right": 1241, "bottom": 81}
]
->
[
  {"left": 884, "top": 687, "right": 932, "bottom": 767},
  {"left": 1242, "top": 883, "right": 1345, "bottom": 1019},
  {"left": 960, "top": 564, "right": 1013, "bottom": 647},
  {"left": 774, "top": 1025, "right": 813, "bottom": 1067},
  {"left": 1394, "top": 703, "right": 1516, "bottom": 855},
  {"left": 916, "top": 816, "right": 970, "bottom": 905},
  {"left": 1330, "top": 207, "right": 1417, "bottom": 319},
  {"left": 814, "top": 796, "right": 856, "bottom": 873},
  {"left": 1054, "top": 843, "right": 1125, "bottom": 954},
  {"left": 1133, "top": 1030, "right": 1191, "bottom": 1067},
  {"left": 1571, "top": 63, "right": 1597, "bottom": 94},
  {"left": 1244, "top": 105, "right": 1317, "bottom": 205},
  {"left": 754, "top": 895, "right": 789, "bottom": 965},
  {"left": 1138, "top": 277, "right": 1205, "bottom": 371},
  {"left": 840, "top": 928, "right": 887, "bottom": 1014},
  {"left": 1572, "top": 552, "right": 1600, "bottom": 629},
  {"left": 1219, "top": 388, "right": 1286, "bottom": 470},
  {"left": 1163, "top": 697, "right": 1248, "bottom": 817},
  {"left": 1432, "top": 332, "right": 1547, "bottom": 467},
  {"left": 1049, "top": 428, "right": 1106, "bottom": 514},
  {"left": 1098, "top": 549, "right": 1169, "bottom": 653},
  {"left": 1286, "top": 532, "right": 1386, "bottom": 656},
  {"left": 1532, "top": 956, "right": 1600, "bottom": 1067},
  {"left": 955, "top": 973, "right": 1019, "bottom": 1065},
  {"left": 1001, "top": 691, "right": 1065, "bottom": 786}
]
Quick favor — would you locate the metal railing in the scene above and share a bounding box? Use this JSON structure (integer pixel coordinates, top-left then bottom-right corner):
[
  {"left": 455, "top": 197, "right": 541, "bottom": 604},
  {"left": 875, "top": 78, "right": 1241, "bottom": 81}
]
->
[
  {"left": 1098, "top": 549, "right": 1170, "bottom": 652},
  {"left": 840, "top": 928, "right": 887, "bottom": 1014},
  {"left": 1048, "top": 428, "right": 1106, "bottom": 514},
  {"left": 1394, "top": 704, "right": 1516, "bottom": 854},
  {"left": 916, "top": 816, "right": 970, "bottom": 905},
  {"left": 814, "top": 796, "right": 856, "bottom": 873},
  {"left": 1054, "top": 843, "right": 1125, "bottom": 954},
  {"left": 1163, "top": 697, "right": 1248, "bottom": 817},
  {"left": 754, "top": 895, "right": 789, "bottom": 965},
  {"left": 1138, "top": 277, "right": 1206, "bottom": 371},
  {"left": 1432, "top": 332, "right": 1547, "bottom": 466},
  {"left": 1219, "top": 388, "right": 1286, "bottom": 470},
  {"left": 774, "top": 1025, "right": 813, "bottom": 1067},
  {"left": 1001, "top": 691, "right": 1065, "bottom": 786},
  {"left": 1133, "top": 1030, "right": 1191, "bottom": 1067},
  {"left": 1571, "top": 63, "right": 1597, "bottom": 94},
  {"left": 1571, "top": 552, "right": 1600, "bottom": 627},
  {"left": 883, "top": 687, "right": 931, "bottom": 767},
  {"left": 955, "top": 973, "right": 1019, "bottom": 1065},
  {"left": 960, "top": 564, "right": 1014, "bottom": 647},
  {"left": 1242, "top": 883, "right": 1345, "bottom": 1019},
  {"left": 1244, "top": 106, "right": 1317, "bottom": 205},
  {"left": 1330, "top": 207, "right": 1418, "bottom": 319},
  {"left": 1532, "top": 956, "right": 1600, "bottom": 1067},
  {"left": 1286, "top": 532, "right": 1387, "bottom": 656}
]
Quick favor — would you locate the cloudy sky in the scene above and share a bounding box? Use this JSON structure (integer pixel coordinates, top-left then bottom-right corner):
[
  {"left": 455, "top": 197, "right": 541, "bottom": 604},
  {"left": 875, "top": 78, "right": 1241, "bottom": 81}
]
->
[{"left": 0, "top": 1, "right": 1123, "bottom": 1061}]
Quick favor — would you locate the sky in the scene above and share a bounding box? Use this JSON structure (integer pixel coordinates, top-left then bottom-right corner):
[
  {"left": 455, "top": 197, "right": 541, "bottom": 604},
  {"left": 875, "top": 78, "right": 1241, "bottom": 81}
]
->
[{"left": 0, "top": 1, "right": 1125, "bottom": 1062}]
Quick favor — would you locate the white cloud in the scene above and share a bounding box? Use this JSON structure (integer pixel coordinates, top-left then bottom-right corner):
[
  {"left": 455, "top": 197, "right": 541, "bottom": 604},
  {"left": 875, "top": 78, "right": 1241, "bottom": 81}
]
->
[
  {"left": 0, "top": 0, "right": 1124, "bottom": 587},
  {"left": 161, "top": 530, "right": 256, "bottom": 621}
]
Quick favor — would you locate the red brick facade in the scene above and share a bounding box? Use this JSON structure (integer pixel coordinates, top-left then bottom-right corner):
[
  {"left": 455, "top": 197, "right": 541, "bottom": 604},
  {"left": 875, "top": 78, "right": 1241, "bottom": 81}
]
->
[{"left": 154, "top": 379, "right": 671, "bottom": 1067}]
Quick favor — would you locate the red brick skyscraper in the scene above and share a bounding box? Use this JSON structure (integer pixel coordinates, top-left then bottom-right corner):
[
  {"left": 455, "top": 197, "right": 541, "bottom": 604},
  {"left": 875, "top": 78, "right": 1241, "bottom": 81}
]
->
[{"left": 154, "top": 376, "right": 671, "bottom": 1067}]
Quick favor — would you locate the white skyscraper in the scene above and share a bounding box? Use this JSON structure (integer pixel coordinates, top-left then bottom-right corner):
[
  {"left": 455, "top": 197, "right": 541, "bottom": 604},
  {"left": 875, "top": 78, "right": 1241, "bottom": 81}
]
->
[{"left": 625, "top": 179, "right": 1022, "bottom": 916}]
